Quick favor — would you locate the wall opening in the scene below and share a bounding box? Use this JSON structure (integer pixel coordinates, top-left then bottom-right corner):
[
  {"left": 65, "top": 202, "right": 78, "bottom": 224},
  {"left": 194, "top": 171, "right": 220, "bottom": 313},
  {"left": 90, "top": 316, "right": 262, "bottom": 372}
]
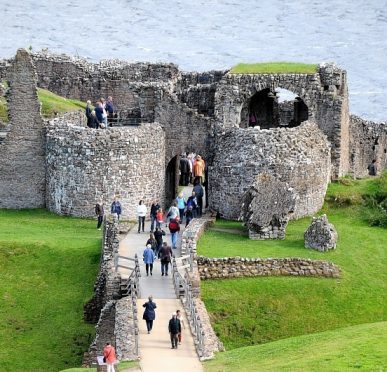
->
[{"left": 241, "top": 88, "right": 308, "bottom": 129}]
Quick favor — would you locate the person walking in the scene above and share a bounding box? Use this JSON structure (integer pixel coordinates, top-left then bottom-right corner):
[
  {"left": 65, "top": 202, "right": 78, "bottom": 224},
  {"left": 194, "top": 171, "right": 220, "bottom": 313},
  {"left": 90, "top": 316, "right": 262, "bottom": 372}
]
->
[
  {"left": 150, "top": 200, "right": 160, "bottom": 232},
  {"left": 143, "top": 244, "right": 155, "bottom": 276},
  {"left": 168, "top": 312, "right": 181, "bottom": 349},
  {"left": 187, "top": 192, "right": 198, "bottom": 218},
  {"left": 193, "top": 179, "right": 204, "bottom": 217},
  {"left": 95, "top": 200, "right": 104, "bottom": 230},
  {"left": 137, "top": 200, "right": 147, "bottom": 233},
  {"left": 146, "top": 232, "right": 158, "bottom": 256},
  {"left": 179, "top": 154, "right": 190, "bottom": 186},
  {"left": 168, "top": 217, "right": 180, "bottom": 249},
  {"left": 156, "top": 208, "right": 164, "bottom": 229},
  {"left": 142, "top": 296, "right": 157, "bottom": 334},
  {"left": 176, "top": 192, "right": 186, "bottom": 224},
  {"left": 154, "top": 227, "right": 166, "bottom": 258},
  {"left": 159, "top": 242, "right": 173, "bottom": 276},
  {"left": 110, "top": 197, "right": 122, "bottom": 220},
  {"left": 193, "top": 155, "right": 205, "bottom": 184},
  {"left": 176, "top": 309, "right": 186, "bottom": 345},
  {"left": 185, "top": 205, "right": 194, "bottom": 227},
  {"left": 167, "top": 202, "right": 179, "bottom": 221},
  {"left": 103, "top": 342, "right": 117, "bottom": 372}
]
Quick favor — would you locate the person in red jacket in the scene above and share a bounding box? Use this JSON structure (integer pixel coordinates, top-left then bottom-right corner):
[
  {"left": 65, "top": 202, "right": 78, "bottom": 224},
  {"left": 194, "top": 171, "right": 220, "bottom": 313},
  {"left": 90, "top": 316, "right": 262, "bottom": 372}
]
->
[{"left": 103, "top": 342, "right": 117, "bottom": 372}]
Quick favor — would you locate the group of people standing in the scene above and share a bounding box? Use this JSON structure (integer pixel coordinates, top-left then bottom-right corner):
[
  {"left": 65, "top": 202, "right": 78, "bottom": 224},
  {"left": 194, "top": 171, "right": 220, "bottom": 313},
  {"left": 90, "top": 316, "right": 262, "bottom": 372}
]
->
[
  {"left": 86, "top": 96, "right": 115, "bottom": 129},
  {"left": 95, "top": 197, "right": 122, "bottom": 230}
]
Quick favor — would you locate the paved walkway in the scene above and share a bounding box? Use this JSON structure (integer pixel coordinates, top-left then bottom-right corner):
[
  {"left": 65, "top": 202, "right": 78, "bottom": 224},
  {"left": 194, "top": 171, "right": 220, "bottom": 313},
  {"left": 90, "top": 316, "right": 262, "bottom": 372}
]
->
[{"left": 118, "top": 186, "right": 203, "bottom": 371}]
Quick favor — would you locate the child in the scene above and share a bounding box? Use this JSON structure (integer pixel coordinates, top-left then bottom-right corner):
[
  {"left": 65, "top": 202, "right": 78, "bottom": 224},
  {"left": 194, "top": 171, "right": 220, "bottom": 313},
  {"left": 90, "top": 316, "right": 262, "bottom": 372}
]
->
[{"left": 156, "top": 208, "right": 164, "bottom": 229}]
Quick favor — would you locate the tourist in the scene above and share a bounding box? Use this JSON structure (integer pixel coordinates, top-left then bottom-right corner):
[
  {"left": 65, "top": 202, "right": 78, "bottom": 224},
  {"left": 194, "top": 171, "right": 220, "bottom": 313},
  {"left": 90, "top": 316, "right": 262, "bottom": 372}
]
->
[
  {"left": 150, "top": 200, "right": 160, "bottom": 232},
  {"left": 103, "top": 342, "right": 117, "bottom": 372},
  {"left": 249, "top": 112, "right": 257, "bottom": 127},
  {"left": 110, "top": 197, "right": 122, "bottom": 220},
  {"left": 156, "top": 208, "right": 164, "bottom": 229},
  {"left": 146, "top": 232, "right": 158, "bottom": 256},
  {"left": 168, "top": 312, "right": 181, "bottom": 349},
  {"left": 159, "top": 242, "right": 173, "bottom": 276},
  {"left": 187, "top": 153, "right": 195, "bottom": 184},
  {"left": 95, "top": 101, "right": 105, "bottom": 128},
  {"left": 168, "top": 217, "right": 180, "bottom": 249},
  {"left": 193, "top": 155, "right": 205, "bottom": 184},
  {"left": 154, "top": 227, "right": 166, "bottom": 257},
  {"left": 137, "top": 200, "right": 147, "bottom": 233},
  {"left": 100, "top": 98, "right": 108, "bottom": 128},
  {"left": 143, "top": 244, "right": 155, "bottom": 276},
  {"left": 185, "top": 205, "right": 194, "bottom": 227},
  {"left": 167, "top": 202, "right": 179, "bottom": 221},
  {"left": 187, "top": 191, "right": 198, "bottom": 218},
  {"left": 179, "top": 154, "right": 190, "bottom": 186},
  {"left": 368, "top": 159, "right": 377, "bottom": 176},
  {"left": 193, "top": 178, "right": 204, "bottom": 217},
  {"left": 106, "top": 96, "right": 114, "bottom": 125},
  {"left": 176, "top": 309, "right": 185, "bottom": 344},
  {"left": 95, "top": 200, "right": 104, "bottom": 230},
  {"left": 90, "top": 110, "right": 100, "bottom": 129},
  {"left": 176, "top": 192, "right": 186, "bottom": 224},
  {"left": 142, "top": 296, "right": 157, "bottom": 334},
  {"left": 85, "top": 100, "right": 93, "bottom": 128}
]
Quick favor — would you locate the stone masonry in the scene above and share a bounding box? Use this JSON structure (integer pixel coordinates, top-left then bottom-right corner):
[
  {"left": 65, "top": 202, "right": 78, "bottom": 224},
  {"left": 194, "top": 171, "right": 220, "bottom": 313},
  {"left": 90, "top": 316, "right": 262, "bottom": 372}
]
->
[{"left": 304, "top": 214, "right": 338, "bottom": 252}]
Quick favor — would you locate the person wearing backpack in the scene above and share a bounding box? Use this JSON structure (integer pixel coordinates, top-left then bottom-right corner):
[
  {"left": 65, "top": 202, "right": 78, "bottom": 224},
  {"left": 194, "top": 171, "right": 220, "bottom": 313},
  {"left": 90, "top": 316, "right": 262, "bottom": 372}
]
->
[{"left": 168, "top": 217, "right": 180, "bottom": 249}]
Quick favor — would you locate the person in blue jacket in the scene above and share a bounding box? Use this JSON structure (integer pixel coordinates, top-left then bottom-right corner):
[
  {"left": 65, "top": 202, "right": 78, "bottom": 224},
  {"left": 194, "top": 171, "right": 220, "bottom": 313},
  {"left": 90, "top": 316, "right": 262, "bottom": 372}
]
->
[
  {"left": 111, "top": 197, "right": 122, "bottom": 220},
  {"left": 143, "top": 295, "right": 157, "bottom": 334},
  {"left": 143, "top": 244, "right": 155, "bottom": 276}
]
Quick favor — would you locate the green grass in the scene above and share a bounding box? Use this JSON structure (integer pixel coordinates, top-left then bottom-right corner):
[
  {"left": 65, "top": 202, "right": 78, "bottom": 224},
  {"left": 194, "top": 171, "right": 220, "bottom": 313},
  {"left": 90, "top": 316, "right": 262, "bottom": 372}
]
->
[
  {"left": 0, "top": 209, "right": 101, "bottom": 371},
  {"left": 204, "top": 322, "right": 387, "bottom": 371},
  {"left": 60, "top": 360, "right": 139, "bottom": 371},
  {"left": 198, "top": 175, "right": 387, "bottom": 349},
  {"left": 230, "top": 62, "right": 318, "bottom": 74},
  {"left": 0, "top": 87, "right": 87, "bottom": 122}
]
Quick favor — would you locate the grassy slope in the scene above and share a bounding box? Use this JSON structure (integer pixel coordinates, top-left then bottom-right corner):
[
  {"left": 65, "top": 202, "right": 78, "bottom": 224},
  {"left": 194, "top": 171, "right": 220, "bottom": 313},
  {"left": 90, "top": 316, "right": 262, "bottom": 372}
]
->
[
  {"left": 0, "top": 209, "right": 101, "bottom": 371},
  {"left": 230, "top": 62, "right": 318, "bottom": 74},
  {"left": 204, "top": 322, "right": 387, "bottom": 371},
  {"left": 0, "top": 87, "right": 87, "bottom": 122},
  {"left": 198, "top": 176, "right": 387, "bottom": 349}
]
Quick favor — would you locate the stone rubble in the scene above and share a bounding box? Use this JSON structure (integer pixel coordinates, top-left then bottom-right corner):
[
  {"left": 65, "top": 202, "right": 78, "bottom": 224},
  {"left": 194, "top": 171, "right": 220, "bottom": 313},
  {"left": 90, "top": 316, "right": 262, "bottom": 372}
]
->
[{"left": 304, "top": 214, "right": 338, "bottom": 252}]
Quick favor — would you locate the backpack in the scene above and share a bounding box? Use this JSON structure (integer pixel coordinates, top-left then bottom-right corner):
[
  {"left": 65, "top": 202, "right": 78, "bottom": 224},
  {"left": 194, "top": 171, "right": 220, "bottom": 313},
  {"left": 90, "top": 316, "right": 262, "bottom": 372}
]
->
[{"left": 169, "top": 220, "right": 179, "bottom": 231}]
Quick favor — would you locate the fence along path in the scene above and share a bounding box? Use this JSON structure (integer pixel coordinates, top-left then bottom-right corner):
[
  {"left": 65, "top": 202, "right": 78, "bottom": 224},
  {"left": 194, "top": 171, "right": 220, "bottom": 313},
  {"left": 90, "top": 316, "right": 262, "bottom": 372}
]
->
[{"left": 118, "top": 191, "right": 203, "bottom": 371}]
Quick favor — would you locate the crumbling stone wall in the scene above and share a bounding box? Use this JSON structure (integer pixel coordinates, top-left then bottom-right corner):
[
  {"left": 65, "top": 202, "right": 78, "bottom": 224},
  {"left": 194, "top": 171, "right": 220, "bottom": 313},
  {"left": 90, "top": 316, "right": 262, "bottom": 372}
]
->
[
  {"left": 46, "top": 122, "right": 165, "bottom": 219},
  {"left": 214, "top": 64, "right": 349, "bottom": 178},
  {"left": 0, "top": 49, "right": 46, "bottom": 209},
  {"left": 210, "top": 121, "right": 331, "bottom": 220},
  {"left": 197, "top": 257, "right": 341, "bottom": 279},
  {"left": 349, "top": 115, "right": 387, "bottom": 177}
]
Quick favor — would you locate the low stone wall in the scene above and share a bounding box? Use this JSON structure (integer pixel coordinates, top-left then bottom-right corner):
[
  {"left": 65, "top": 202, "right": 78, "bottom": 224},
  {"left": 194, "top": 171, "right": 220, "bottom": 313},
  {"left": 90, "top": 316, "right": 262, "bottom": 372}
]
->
[
  {"left": 197, "top": 257, "right": 341, "bottom": 279},
  {"left": 181, "top": 216, "right": 215, "bottom": 255}
]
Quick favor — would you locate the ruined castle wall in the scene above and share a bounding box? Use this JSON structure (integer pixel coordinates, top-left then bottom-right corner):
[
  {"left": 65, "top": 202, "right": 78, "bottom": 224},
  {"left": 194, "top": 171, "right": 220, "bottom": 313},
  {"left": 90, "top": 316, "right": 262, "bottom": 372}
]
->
[
  {"left": 209, "top": 121, "right": 331, "bottom": 220},
  {"left": 0, "top": 49, "right": 46, "bottom": 209},
  {"left": 349, "top": 115, "right": 387, "bottom": 177},
  {"left": 155, "top": 91, "right": 214, "bottom": 164},
  {"left": 214, "top": 65, "right": 349, "bottom": 178},
  {"left": 46, "top": 123, "right": 165, "bottom": 219}
]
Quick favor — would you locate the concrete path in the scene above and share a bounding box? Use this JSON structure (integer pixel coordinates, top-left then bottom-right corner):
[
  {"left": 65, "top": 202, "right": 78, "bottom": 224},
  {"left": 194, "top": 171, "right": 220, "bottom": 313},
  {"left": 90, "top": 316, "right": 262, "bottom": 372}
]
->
[{"left": 118, "top": 185, "right": 203, "bottom": 372}]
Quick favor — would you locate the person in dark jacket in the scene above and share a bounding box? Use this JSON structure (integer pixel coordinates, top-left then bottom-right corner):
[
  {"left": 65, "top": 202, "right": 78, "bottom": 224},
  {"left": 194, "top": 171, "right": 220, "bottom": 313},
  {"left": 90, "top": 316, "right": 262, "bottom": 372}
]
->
[
  {"left": 159, "top": 242, "right": 173, "bottom": 276},
  {"left": 110, "top": 197, "right": 122, "bottom": 220},
  {"left": 150, "top": 200, "right": 160, "bottom": 232},
  {"left": 187, "top": 192, "right": 198, "bottom": 218},
  {"left": 143, "top": 296, "right": 157, "bottom": 334},
  {"left": 95, "top": 201, "right": 104, "bottom": 230},
  {"left": 106, "top": 96, "right": 114, "bottom": 125},
  {"left": 368, "top": 159, "right": 377, "bottom": 176},
  {"left": 185, "top": 205, "right": 194, "bottom": 227},
  {"left": 168, "top": 312, "right": 181, "bottom": 349},
  {"left": 154, "top": 227, "right": 166, "bottom": 257},
  {"left": 193, "top": 178, "right": 204, "bottom": 217},
  {"left": 85, "top": 100, "right": 93, "bottom": 128},
  {"left": 95, "top": 101, "right": 105, "bottom": 128},
  {"left": 179, "top": 154, "right": 190, "bottom": 186}
]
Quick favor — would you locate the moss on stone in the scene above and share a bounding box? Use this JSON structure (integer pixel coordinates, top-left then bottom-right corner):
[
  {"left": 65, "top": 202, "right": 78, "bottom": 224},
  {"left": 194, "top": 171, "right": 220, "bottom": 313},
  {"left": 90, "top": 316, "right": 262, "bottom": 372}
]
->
[{"left": 230, "top": 62, "right": 318, "bottom": 74}]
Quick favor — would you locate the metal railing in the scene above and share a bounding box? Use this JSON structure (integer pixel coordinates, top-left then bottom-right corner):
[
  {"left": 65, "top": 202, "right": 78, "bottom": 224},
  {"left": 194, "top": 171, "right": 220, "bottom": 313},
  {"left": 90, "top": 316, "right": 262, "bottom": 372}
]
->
[{"left": 172, "top": 256, "right": 205, "bottom": 358}]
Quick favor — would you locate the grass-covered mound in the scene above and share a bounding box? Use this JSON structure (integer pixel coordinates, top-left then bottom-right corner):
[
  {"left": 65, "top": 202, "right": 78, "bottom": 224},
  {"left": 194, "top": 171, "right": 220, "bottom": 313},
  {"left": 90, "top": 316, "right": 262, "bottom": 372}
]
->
[
  {"left": 204, "top": 322, "right": 387, "bottom": 371},
  {"left": 0, "top": 209, "right": 101, "bottom": 371},
  {"left": 230, "top": 62, "right": 318, "bottom": 74},
  {"left": 0, "top": 86, "right": 87, "bottom": 123},
  {"left": 198, "top": 174, "right": 387, "bottom": 349}
]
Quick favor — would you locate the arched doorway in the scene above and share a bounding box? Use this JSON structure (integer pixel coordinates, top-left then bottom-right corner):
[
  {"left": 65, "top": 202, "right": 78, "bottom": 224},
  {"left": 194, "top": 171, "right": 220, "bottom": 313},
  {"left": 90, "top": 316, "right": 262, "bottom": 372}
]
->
[{"left": 241, "top": 88, "right": 309, "bottom": 129}]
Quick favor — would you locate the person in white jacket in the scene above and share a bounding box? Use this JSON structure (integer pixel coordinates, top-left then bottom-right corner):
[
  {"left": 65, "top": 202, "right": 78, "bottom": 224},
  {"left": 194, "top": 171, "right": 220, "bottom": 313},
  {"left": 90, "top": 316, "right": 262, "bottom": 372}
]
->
[{"left": 137, "top": 200, "right": 147, "bottom": 233}]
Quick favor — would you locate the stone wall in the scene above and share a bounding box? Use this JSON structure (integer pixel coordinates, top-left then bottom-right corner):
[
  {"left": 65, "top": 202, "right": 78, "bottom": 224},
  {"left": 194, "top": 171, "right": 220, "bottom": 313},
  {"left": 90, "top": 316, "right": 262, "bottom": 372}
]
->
[
  {"left": 46, "top": 122, "right": 166, "bottom": 219},
  {"left": 0, "top": 49, "right": 46, "bottom": 209},
  {"left": 197, "top": 257, "right": 341, "bottom": 279},
  {"left": 349, "top": 115, "right": 387, "bottom": 177},
  {"left": 209, "top": 121, "right": 331, "bottom": 220}
]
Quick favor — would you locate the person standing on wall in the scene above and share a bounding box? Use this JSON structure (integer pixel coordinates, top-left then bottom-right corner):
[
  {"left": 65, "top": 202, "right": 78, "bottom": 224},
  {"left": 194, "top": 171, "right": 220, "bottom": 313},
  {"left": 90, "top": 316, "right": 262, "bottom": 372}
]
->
[
  {"left": 110, "top": 197, "right": 122, "bottom": 220},
  {"left": 193, "top": 178, "right": 204, "bottom": 217},
  {"left": 143, "top": 243, "right": 155, "bottom": 276},
  {"left": 168, "top": 217, "right": 180, "bottom": 249},
  {"left": 150, "top": 200, "right": 160, "bottom": 232},
  {"left": 95, "top": 200, "right": 104, "bottom": 230},
  {"left": 85, "top": 100, "right": 93, "bottom": 128},
  {"left": 368, "top": 159, "right": 378, "bottom": 176},
  {"left": 137, "top": 200, "right": 147, "bottom": 233},
  {"left": 106, "top": 96, "right": 114, "bottom": 126},
  {"left": 159, "top": 242, "right": 173, "bottom": 276},
  {"left": 103, "top": 342, "right": 117, "bottom": 372},
  {"left": 168, "top": 312, "right": 181, "bottom": 349}
]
